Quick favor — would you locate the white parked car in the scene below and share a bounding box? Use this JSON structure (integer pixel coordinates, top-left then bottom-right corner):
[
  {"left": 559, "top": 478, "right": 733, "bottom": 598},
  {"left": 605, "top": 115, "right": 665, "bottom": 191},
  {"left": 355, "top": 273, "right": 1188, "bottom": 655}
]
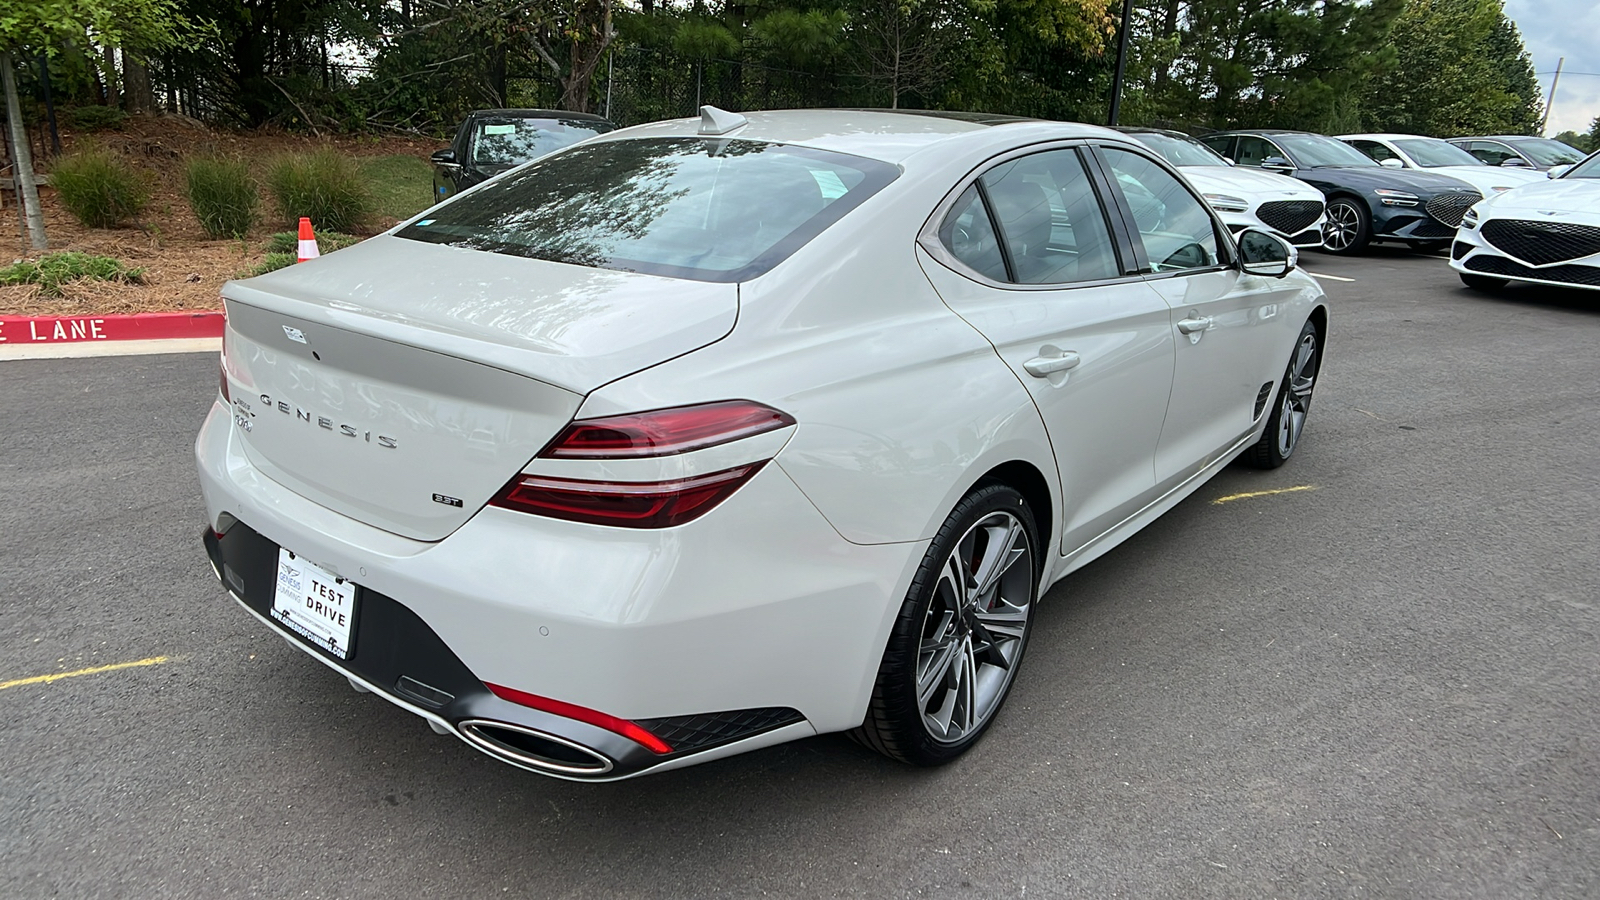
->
[
  {"left": 1451, "top": 149, "right": 1600, "bottom": 291},
  {"left": 1121, "top": 127, "right": 1326, "bottom": 247},
  {"left": 197, "top": 108, "right": 1328, "bottom": 781},
  {"left": 1337, "top": 133, "right": 1544, "bottom": 198}
]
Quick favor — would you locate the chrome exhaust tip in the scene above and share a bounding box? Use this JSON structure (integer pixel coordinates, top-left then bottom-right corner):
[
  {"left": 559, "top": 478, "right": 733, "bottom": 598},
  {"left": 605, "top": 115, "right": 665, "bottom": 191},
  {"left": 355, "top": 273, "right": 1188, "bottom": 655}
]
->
[{"left": 457, "top": 719, "right": 614, "bottom": 776}]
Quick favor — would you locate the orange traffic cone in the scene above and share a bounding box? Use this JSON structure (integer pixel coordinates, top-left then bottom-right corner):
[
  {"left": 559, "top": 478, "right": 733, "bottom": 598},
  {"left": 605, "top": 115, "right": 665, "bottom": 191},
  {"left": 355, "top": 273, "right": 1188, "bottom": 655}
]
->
[{"left": 297, "top": 217, "right": 320, "bottom": 263}]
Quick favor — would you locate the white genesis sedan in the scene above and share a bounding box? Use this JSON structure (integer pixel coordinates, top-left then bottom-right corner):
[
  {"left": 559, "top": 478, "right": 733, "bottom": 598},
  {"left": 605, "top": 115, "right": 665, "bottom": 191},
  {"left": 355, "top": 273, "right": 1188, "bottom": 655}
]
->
[
  {"left": 1451, "top": 148, "right": 1600, "bottom": 292},
  {"left": 197, "top": 108, "right": 1329, "bottom": 781},
  {"left": 1119, "top": 127, "right": 1327, "bottom": 248},
  {"left": 1337, "top": 133, "right": 1545, "bottom": 198}
]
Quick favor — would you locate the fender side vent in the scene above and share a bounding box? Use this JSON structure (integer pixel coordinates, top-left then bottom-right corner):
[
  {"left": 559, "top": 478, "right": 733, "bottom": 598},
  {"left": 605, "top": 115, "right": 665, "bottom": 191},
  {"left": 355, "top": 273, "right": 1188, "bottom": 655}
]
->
[{"left": 1253, "top": 382, "right": 1275, "bottom": 420}]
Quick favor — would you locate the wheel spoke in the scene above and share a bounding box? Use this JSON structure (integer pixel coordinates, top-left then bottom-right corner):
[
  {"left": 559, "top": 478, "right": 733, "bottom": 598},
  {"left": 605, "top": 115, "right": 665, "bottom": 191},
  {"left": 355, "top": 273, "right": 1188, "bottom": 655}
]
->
[
  {"left": 917, "top": 636, "right": 960, "bottom": 710},
  {"left": 954, "top": 636, "right": 978, "bottom": 736},
  {"left": 969, "top": 518, "right": 1025, "bottom": 601},
  {"left": 974, "top": 602, "right": 1028, "bottom": 642},
  {"left": 1295, "top": 338, "right": 1315, "bottom": 379}
]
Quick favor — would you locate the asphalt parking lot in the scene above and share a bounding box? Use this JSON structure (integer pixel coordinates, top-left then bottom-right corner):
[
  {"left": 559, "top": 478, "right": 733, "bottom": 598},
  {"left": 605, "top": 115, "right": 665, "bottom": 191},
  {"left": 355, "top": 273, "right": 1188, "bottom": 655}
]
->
[{"left": 2, "top": 249, "right": 1597, "bottom": 899}]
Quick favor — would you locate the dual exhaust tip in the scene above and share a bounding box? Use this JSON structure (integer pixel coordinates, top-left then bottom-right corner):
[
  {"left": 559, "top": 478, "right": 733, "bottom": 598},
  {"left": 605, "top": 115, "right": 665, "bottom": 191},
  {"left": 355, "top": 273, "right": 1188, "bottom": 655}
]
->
[{"left": 456, "top": 719, "right": 615, "bottom": 776}]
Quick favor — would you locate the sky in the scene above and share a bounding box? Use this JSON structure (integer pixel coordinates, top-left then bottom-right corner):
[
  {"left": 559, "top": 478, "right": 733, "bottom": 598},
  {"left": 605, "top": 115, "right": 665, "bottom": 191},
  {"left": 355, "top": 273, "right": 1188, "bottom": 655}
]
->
[{"left": 1504, "top": 0, "right": 1600, "bottom": 136}]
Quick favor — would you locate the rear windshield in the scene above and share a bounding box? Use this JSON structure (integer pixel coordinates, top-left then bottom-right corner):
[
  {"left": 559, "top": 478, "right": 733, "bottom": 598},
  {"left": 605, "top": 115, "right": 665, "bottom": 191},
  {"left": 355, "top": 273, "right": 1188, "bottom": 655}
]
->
[
  {"left": 399, "top": 138, "right": 900, "bottom": 282},
  {"left": 471, "top": 117, "right": 612, "bottom": 166}
]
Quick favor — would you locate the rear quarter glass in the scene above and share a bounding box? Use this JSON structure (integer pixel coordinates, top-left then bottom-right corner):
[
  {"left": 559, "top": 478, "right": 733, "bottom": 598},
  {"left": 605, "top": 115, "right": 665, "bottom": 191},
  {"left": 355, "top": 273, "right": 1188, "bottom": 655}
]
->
[{"left": 398, "top": 138, "right": 900, "bottom": 283}]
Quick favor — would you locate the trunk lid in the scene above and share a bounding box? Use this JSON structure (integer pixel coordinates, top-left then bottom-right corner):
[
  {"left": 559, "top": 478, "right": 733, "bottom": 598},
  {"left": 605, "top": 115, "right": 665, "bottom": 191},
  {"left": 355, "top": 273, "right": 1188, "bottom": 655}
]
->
[{"left": 222, "top": 237, "right": 738, "bottom": 540}]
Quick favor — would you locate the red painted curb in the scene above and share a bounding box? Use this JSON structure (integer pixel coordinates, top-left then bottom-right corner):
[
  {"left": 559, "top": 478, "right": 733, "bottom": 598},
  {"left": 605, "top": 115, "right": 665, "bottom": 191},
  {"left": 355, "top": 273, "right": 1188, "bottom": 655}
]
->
[{"left": 0, "top": 311, "right": 224, "bottom": 345}]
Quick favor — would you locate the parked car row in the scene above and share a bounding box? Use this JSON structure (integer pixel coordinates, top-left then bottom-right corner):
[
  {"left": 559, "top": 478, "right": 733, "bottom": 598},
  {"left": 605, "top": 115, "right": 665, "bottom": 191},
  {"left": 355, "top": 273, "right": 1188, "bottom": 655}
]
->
[{"left": 428, "top": 109, "right": 1589, "bottom": 270}]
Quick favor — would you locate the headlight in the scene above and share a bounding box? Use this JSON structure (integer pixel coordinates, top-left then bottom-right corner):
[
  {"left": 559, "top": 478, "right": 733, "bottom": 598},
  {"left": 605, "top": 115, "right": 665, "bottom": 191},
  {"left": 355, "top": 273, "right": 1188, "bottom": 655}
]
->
[
  {"left": 1490, "top": 186, "right": 1513, "bottom": 193},
  {"left": 1374, "top": 188, "right": 1419, "bottom": 207},
  {"left": 1201, "top": 193, "right": 1250, "bottom": 213},
  {"left": 1461, "top": 208, "right": 1479, "bottom": 229}
]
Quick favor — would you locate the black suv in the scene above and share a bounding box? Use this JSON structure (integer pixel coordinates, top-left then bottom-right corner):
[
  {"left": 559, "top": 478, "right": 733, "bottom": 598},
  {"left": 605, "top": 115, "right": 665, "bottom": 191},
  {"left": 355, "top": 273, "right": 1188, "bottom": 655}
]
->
[
  {"left": 431, "top": 109, "right": 616, "bottom": 201},
  {"left": 1202, "top": 129, "right": 1481, "bottom": 254}
]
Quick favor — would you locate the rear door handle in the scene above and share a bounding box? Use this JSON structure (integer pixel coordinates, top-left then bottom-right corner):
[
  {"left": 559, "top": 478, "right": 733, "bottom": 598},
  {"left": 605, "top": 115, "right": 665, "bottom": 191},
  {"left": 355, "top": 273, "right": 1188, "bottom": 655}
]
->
[
  {"left": 1023, "top": 351, "right": 1081, "bottom": 377},
  {"left": 1177, "top": 316, "right": 1213, "bottom": 334}
]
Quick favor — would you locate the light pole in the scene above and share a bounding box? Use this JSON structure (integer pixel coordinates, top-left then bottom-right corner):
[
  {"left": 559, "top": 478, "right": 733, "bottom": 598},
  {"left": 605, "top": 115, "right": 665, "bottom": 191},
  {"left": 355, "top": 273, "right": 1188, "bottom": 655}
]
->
[{"left": 1107, "top": 0, "right": 1134, "bottom": 126}]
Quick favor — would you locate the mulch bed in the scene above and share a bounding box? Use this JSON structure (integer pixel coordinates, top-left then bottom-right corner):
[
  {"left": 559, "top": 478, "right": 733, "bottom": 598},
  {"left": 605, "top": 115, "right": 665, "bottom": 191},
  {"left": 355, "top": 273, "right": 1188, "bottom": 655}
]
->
[{"left": 1, "top": 114, "right": 434, "bottom": 316}]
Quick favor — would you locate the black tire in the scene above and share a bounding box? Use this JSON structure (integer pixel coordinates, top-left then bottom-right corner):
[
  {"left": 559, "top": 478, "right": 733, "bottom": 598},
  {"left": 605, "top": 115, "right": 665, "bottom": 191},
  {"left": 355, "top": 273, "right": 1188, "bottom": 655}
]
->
[
  {"left": 1244, "top": 318, "right": 1321, "bottom": 469},
  {"left": 1460, "top": 273, "right": 1508, "bottom": 291},
  {"left": 1321, "top": 197, "right": 1371, "bottom": 254},
  {"left": 852, "top": 483, "right": 1040, "bottom": 766}
]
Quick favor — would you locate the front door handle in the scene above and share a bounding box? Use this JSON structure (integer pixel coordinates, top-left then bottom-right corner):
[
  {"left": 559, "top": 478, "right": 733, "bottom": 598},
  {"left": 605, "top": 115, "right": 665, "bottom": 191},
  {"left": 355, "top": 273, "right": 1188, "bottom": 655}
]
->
[
  {"left": 1023, "top": 351, "right": 1081, "bottom": 377},
  {"left": 1177, "top": 316, "right": 1213, "bottom": 334}
]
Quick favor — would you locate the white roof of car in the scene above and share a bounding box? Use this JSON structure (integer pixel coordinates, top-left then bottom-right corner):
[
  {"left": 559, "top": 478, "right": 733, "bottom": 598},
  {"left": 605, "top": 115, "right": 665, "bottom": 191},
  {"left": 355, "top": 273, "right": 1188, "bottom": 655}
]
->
[
  {"left": 596, "top": 108, "right": 1131, "bottom": 164},
  {"left": 1336, "top": 133, "right": 1434, "bottom": 142}
]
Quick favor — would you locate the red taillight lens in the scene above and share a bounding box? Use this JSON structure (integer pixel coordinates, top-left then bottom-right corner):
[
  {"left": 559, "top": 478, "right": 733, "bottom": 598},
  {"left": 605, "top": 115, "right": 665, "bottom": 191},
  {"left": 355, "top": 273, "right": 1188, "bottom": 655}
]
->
[
  {"left": 489, "top": 462, "right": 766, "bottom": 528},
  {"left": 540, "top": 400, "right": 795, "bottom": 459},
  {"left": 485, "top": 683, "right": 673, "bottom": 754}
]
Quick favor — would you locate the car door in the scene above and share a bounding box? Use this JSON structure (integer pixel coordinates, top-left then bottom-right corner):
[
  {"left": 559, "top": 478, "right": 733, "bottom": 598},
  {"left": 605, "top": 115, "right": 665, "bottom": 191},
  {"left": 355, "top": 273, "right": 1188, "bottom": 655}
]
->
[
  {"left": 1348, "top": 139, "right": 1402, "bottom": 166},
  {"left": 1232, "top": 135, "right": 1297, "bottom": 174},
  {"left": 1200, "top": 134, "right": 1237, "bottom": 161},
  {"left": 1090, "top": 143, "right": 1301, "bottom": 487},
  {"left": 916, "top": 145, "right": 1177, "bottom": 554},
  {"left": 433, "top": 119, "right": 473, "bottom": 200},
  {"left": 1470, "top": 141, "right": 1523, "bottom": 167}
]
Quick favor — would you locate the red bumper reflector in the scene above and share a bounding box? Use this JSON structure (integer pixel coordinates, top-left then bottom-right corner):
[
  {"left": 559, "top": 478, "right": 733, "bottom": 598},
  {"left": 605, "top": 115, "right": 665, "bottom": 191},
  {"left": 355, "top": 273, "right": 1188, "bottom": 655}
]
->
[
  {"left": 485, "top": 683, "right": 673, "bottom": 755},
  {"left": 489, "top": 462, "right": 766, "bottom": 528}
]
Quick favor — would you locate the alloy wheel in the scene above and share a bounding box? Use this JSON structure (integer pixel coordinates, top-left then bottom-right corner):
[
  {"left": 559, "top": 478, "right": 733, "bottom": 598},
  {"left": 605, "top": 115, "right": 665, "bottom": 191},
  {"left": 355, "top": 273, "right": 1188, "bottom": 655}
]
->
[
  {"left": 1276, "top": 330, "right": 1319, "bottom": 458},
  {"left": 916, "top": 510, "right": 1034, "bottom": 744},
  {"left": 1323, "top": 203, "right": 1360, "bottom": 252}
]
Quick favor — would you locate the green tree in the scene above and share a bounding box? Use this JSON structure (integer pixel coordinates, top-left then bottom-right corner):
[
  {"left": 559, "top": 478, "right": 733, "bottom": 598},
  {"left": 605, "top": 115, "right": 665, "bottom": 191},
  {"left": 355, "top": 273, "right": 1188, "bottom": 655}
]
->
[
  {"left": 0, "top": 0, "right": 195, "bottom": 248},
  {"left": 1359, "top": 0, "right": 1541, "bottom": 136}
]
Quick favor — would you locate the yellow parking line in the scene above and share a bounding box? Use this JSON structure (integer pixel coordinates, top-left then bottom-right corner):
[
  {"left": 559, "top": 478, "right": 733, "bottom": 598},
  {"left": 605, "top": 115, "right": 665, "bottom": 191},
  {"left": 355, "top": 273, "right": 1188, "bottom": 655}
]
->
[
  {"left": 1212, "top": 485, "right": 1317, "bottom": 505},
  {"left": 0, "top": 656, "right": 173, "bottom": 691}
]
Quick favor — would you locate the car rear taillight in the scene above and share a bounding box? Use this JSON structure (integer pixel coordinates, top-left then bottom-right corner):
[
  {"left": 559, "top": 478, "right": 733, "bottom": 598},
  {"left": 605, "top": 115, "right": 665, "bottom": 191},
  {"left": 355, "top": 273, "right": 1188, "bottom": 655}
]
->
[
  {"left": 539, "top": 400, "right": 795, "bottom": 459},
  {"left": 490, "top": 463, "right": 766, "bottom": 528},
  {"left": 485, "top": 683, "right": 673, "bottom": 754}
]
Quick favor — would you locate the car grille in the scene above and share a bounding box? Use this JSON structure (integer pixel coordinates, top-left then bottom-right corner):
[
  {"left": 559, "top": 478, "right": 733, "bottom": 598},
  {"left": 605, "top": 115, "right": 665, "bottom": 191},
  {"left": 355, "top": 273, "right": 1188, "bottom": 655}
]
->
[
  {"left": 1479, "top": 219, "right": 1600, "bottom": 265},
  {"left": 1256, "top": 200, "right": 1323, "bottom": 235},
  {"left": 1466, "top": 255, "right": 1600, "bottom": 287},
  {"left": 1451, "top": 241, "right": 1472, "bottom": 260},
  {"left": 1408, "top": 219, "right": 1456, "bottom": 238},
  {"left": 1424, "top": 191, "right": 1482, "bottom": 227}
]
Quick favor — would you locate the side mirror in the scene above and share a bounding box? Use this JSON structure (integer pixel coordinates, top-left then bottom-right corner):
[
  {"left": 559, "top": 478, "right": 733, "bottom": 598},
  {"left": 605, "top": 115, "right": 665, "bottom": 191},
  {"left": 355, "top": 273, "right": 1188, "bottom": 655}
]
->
[
  {"left": 1379, "top": 157, "right": 1405, "bottom": 168},
  {"left": 1261, "top": 156, "right": 1295, "bottom": 173},
  {"left": 1499, "top": 157, "right": 1531, "bottom": 168},
  {"left": 431, "top": 148, "right": 460, "bottom": 168},
  {"left": 1238, "top": 228, "right": 1297, "bottom": 278},
  {"left": 1547, "top": 164, "right": 1572, "bottom": 179}
]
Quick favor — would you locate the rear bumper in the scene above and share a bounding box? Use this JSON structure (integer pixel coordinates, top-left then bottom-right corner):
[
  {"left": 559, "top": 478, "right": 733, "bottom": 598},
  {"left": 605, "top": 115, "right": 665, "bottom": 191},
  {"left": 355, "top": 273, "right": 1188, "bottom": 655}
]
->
[{"left": 194, "top": 399, "right": 923, "bottom": 780}]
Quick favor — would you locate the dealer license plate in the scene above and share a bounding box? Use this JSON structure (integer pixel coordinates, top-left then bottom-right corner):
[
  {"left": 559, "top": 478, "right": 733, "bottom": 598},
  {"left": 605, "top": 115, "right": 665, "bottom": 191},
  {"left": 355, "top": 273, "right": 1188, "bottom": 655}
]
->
[{"left": 272, "top": 548, "right": 357, "bottom": 659}]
